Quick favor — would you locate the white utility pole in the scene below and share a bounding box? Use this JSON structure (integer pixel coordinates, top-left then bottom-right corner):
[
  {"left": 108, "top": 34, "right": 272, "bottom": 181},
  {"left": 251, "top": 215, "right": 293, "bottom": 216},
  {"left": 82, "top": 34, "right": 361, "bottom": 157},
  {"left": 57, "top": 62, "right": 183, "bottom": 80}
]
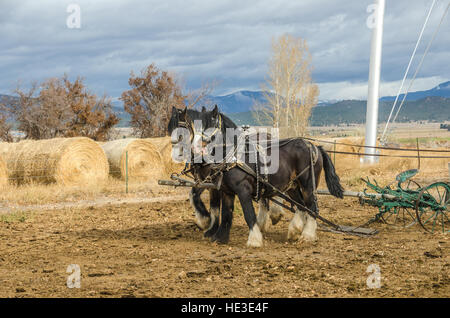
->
[{"left": 364, "top": 0, "right": 385, "bottom": 164}]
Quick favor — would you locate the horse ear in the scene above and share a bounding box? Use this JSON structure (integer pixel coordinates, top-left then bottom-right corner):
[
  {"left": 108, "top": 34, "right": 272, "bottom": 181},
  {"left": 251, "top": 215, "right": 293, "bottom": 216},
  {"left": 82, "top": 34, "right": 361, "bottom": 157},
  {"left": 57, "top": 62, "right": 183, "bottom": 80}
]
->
[
  {"left": 212, "top": 105, "right": 219, "bottom": 117},
  {"left": 179, "top": 107, "right": 187, "bottom": 121},
  {"left": 201, "top": 106, "right": 206, "bottom": 112},
  {"left": 168, "top": 107, "right": 179, "bottom": 134}
]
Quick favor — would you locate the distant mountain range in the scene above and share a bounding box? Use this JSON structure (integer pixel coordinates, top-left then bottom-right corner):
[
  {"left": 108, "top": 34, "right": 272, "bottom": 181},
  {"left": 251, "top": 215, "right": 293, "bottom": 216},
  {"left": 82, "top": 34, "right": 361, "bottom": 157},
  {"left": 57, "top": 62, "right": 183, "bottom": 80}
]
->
[
  {"left": 203, "top": 81, "right": 450, "bottom": 113},
  {"left": 380, "top": 81, "right": 450, "bottom": 101},
  {"left": 204, "top": 90, "right": 331, "bottom": 113},
  {"left": 205, "top": 90, "right": 267, "bottom": 113},
  {"left": 2, "top": 81, "right": 450, "bottom": 127},
  {"left": 228, "top": 96, "right": 450, "bottom": 126}
]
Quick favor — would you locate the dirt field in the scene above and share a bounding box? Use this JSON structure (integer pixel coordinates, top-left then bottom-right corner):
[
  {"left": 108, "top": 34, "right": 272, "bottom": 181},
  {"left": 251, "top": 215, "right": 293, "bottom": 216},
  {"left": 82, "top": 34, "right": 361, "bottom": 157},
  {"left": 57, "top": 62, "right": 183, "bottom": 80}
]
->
[
  {"left": 0, "top": 193, "right": 448, "bottom": 298},
  {"left": 0, "top": 124, "right": 448, "bottom": 298}
]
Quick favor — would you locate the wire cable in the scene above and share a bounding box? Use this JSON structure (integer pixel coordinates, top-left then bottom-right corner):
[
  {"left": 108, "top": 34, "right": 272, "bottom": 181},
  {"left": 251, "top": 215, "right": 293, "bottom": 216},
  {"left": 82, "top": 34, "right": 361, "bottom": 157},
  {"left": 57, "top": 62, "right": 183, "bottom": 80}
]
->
[
  {"left": 380, "top": 0, "right": 437, "bottom": 143},
  {"left": 387, "top": 2, "right": 450, "bottom": 137}
]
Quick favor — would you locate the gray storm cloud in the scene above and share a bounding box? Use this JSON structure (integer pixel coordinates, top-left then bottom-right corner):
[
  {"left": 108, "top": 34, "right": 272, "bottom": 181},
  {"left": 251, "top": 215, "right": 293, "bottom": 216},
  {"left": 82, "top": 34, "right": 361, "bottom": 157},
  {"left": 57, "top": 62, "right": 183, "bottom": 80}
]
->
[{"left": 0, "top": 0, "right": 449, "bottom": 100}]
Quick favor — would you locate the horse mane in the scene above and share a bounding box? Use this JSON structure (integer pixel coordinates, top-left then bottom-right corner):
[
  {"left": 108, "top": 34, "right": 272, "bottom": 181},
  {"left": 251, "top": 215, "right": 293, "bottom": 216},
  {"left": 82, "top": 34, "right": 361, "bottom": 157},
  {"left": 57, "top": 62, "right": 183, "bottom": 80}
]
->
[
  {"left": 220, "top": 113, "right": 237, "bottom": 129},
  {"left": 168, "top": 106, "right": 238, "bottom": 136},
  {"left": 186, "top": 107, "right": 238, "bottom": 130}
]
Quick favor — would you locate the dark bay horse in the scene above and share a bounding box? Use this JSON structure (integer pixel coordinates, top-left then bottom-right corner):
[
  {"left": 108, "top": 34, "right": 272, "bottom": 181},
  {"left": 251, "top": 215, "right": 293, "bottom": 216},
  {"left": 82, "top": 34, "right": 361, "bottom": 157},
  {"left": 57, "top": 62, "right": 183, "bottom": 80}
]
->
[{"left": 181, "top": 105, "right": 344, "bottom": 247}]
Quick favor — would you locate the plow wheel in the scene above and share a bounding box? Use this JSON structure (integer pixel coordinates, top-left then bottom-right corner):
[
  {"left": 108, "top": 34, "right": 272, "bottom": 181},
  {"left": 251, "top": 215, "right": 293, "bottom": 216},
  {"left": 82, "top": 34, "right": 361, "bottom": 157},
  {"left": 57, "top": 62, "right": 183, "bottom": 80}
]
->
[
  {"left": 416, "top": 182, "right": 450, "bottom": 234},
  {"left": 380, "top": 206, "right": 417, "bottom": 228},
  {"left": 404, "top": 179, "right": 422, "bottom": 192},
  {"left": 380, "top": 179, "right": 421, "bottom": 228}
]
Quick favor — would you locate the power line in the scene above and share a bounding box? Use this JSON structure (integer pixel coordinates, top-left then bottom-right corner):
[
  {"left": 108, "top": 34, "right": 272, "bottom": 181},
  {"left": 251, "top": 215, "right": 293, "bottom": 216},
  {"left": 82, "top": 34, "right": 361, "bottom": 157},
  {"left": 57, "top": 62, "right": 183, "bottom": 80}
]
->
[
  {"left": 384, "top": 2, "right": 450, "bottom": 140},
  {"left": 380, "top": 0, "right": 437, "bottom": 143}
]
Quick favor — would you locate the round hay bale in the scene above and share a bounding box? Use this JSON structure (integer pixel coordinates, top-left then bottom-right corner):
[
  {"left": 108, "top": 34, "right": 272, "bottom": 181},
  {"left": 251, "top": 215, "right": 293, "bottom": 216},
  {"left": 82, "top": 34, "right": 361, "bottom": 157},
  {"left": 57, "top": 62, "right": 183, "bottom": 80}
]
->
[
  {"left": 147, "top": 137, "right": 185, "bottom": 176},
  {"left": 0, "top": 137, "right": 109, "bottom": 186},
  {"left": 146, "top": 136, "right": 171, "bottom": 150},
  {"left": 101, "top": 138, "right": 164, "bottom": 181}
]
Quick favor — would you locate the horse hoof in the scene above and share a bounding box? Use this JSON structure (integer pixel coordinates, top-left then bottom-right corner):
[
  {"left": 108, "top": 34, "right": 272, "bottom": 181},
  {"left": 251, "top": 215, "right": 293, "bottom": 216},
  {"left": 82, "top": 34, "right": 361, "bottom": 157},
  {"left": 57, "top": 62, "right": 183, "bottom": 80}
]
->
[
  {"left": 300, "top": 234, "right": 318, "bottom": 242},
  {"left": 246, "top": 240, "right": 263, "bottom": 248},
  {"left": 247, "top": 226, "right": 263, "bottom": 247},
  {"left": 195, "top": 214, "right": 211, "bottom": 230},
  {"left": 211, "top": 235, "right": 228, "bottom": 245},
  {"left": 287, "top": 232, "right": 301, "bottom": 242}
]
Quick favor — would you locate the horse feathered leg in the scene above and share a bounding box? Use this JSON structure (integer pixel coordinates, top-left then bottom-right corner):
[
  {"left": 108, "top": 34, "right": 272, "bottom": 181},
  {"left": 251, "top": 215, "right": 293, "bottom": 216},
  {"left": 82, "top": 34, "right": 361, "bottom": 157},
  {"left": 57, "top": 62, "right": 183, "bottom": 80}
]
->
[
  {"left": 210, "top": 192, "right": 234, "bottom": 244},
  {"left": 256, "top": 198, "right": 270, "bottom": 233},
  {"left": 299, "top": 176, "right": 319, "bottom": 243},
  {"left": 204, "top": 189, "right": 220, "bottom": 238},
  {"left": 269, "top": 203, "right": 283, "bottom": 225},
  {"left": 286, "top": 189, "right": 307, "bottom": 241},
  {"left": 236, "top": 185, "right": 263, "bottom": 248},
  {"left": 189, "top": 188, "right": 211, "bottom": 230}
]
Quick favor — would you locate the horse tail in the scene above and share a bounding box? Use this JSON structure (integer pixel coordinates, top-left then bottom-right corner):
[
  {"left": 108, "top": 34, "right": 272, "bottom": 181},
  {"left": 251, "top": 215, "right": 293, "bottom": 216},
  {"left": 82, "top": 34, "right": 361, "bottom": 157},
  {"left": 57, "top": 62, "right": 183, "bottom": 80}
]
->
[{"left": 318, "top": 146, "right": 344, "bottom": 199}]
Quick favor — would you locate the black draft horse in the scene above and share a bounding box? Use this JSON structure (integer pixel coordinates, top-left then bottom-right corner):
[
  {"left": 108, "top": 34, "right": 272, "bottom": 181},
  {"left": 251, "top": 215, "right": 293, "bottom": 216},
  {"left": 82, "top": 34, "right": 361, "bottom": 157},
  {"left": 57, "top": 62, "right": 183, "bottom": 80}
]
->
[
  {"left": 180, "top": 105, "right": 344, "bottom": 247},
  {"left": 167, "top": 106, "right": 283, "bottom": 239},
  {"left": 168, "top": 106, "right": 221, "bottom": 236}
]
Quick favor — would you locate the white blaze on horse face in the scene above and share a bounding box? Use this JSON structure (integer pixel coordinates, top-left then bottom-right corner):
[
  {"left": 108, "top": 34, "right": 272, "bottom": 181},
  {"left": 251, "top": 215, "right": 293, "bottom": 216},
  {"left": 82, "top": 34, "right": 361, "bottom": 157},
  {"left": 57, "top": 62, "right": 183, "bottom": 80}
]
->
[
  {"left": 192, "top": 119, "right": 204, "bottom": 157},
  {"left": 171, "top": 127, "right": 191, "bottom": 163},
  {"left": 192, "top": 134, "right": 203, "bottom": 155},
  {"left": 202, "top": 129, "right": 223, "bottom": 164}
]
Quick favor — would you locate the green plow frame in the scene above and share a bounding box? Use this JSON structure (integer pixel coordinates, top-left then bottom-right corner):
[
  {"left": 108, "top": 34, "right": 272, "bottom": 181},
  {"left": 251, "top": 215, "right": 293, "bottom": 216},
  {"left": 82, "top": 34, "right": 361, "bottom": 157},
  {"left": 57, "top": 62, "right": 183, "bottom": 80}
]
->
[{"left": 359, "top": 169, "right": 449, "bottom": 233}]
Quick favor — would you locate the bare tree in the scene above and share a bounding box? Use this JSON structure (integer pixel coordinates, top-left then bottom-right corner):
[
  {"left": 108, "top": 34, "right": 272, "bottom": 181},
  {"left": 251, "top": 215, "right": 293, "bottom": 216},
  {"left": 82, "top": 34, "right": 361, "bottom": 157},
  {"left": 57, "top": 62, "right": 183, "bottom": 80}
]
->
[
  {"left": 1, "top": 76, "right": 119, "bottom": 141},
  {"left": 184, "top": 80, "right": 218, "bottom": 110},
  {"left": 121, "top": 64, "right": 186, "bottom": 138},
  {"left": 254, "top": 34, "right": 319, "bottom": 137},
  {"left": 62, "top": 78, "right": 119, "bottom": 141}
]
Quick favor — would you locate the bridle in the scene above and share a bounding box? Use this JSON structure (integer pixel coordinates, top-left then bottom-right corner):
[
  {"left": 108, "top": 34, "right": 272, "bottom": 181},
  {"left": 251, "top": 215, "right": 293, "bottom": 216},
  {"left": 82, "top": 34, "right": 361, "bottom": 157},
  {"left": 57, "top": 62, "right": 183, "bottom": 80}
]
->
[{"left": 182, "top": 113, "right": 223, "bottom": 143}]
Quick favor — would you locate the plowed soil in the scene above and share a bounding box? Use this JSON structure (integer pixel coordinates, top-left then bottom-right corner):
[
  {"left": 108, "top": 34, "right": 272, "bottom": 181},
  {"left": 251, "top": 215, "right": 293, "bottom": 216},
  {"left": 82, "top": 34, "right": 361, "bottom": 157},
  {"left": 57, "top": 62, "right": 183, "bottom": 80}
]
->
[{"left": 0, "top": 195, "right": 448, "bottom": 298}]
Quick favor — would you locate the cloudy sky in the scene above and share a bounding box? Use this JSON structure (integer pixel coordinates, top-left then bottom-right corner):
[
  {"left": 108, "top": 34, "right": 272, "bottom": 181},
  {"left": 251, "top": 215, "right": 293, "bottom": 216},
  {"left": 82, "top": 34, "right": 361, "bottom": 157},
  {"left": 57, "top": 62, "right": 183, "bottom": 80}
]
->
[{"left": 1, "top": 0, "right": 449, "bottom": 101}]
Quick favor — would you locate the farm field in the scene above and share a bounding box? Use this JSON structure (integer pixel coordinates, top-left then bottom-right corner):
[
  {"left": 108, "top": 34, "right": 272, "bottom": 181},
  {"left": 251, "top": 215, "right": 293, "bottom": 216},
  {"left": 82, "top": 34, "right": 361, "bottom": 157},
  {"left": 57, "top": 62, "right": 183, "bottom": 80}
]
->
[
  {"left": 0, "top": 195, "right": 448, "bottom": 298},
  {"left": 0, "top": 123, "right": 448, "bottom": 298}
]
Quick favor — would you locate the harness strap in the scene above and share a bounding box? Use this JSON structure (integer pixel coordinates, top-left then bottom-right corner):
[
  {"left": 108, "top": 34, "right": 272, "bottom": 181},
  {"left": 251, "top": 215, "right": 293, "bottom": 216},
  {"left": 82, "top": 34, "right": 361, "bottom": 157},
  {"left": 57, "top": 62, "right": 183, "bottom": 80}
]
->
[{"left": 284, "top": 141, "right": 319, "bottom": 192}]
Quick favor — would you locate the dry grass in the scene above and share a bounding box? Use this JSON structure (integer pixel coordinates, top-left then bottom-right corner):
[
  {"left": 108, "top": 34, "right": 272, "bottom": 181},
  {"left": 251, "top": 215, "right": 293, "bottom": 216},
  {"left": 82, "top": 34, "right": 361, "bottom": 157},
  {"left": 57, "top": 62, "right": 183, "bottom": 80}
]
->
[
  {"left": 0, "top": 177, "right": 179, "bottom": 206},
  {"left": 0, "top": 155, "right": 7, "bottom": 186},
  {"left": 326, "top": 136, "right": 450, "bottom": 190},
  {"left": 0, "top": 124, "right": 447, "bottom": 207}
]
